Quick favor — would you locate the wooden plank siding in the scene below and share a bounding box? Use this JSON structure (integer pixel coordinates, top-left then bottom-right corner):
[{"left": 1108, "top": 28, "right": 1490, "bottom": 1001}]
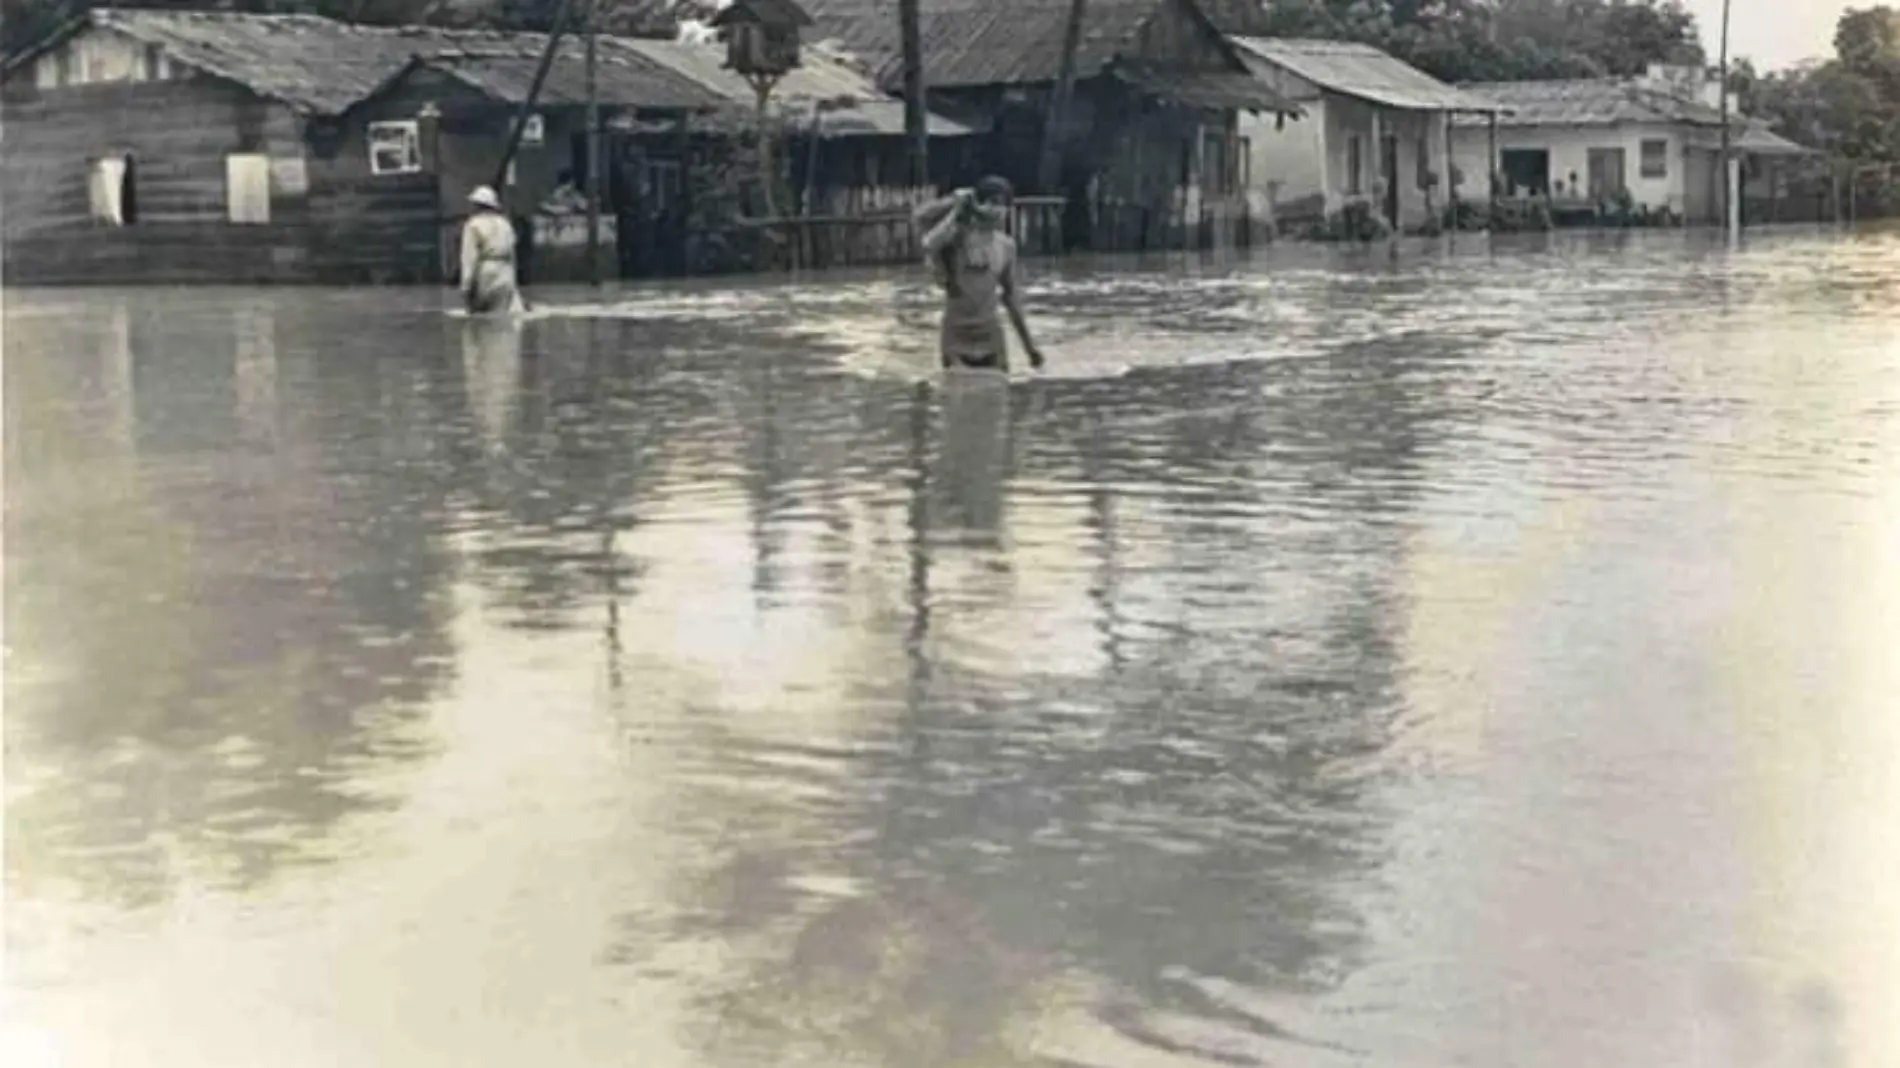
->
[
  {"left": 2, "top": 78, "right": 301, "bottom": 236},
  {"left": 1, "top": 71, "right": 441, "bottom": 284}
]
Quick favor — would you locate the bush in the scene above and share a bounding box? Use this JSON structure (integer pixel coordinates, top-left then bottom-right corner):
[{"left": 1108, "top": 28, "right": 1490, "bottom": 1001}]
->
[
  {"left": 1442, "top": 200, "right": 1490, "bottom": 232},
  {"left": 1305, "top": 198, "right": 1395, "bottom": 242}
]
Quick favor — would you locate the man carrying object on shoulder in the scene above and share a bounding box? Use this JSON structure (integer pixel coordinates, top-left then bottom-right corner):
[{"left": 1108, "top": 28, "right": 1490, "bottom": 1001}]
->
[{"left": 913, "top": 176, "right": 1044, "bottom": 374}]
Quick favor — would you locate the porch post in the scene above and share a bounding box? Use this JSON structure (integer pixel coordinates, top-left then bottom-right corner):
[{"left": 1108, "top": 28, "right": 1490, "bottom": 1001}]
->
[
  {"left": 1312, "top": 98, "right": 1331, "bottom": 219},
  {"left": 1444, "top": 110, "right": 1458, "bottom": 227},
  {"left": 1190, "top": 118, "right": 1206, "bottom": 249},
  {"left": 1487, "top": 112, "right": 1499, "bottom": 218}
]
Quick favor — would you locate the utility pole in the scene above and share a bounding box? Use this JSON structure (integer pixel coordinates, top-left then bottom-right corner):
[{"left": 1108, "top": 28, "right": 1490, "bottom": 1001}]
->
[
  {"left": 1039, "top": 0, "right": 1087, "bottom": 194},
  {"left": 1718, "top": 0, "right": 1737, "bottom": 239},
  {"left": 584, "top": 0, "right": 603, "bottom": 285},
  {"left": 898, "top": 0, "right": 928, "bottom": 188}
]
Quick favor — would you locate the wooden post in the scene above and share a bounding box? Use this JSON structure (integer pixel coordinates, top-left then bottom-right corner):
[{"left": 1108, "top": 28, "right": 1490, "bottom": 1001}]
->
[
  {"left": 1040, "top": 0, "right": 1087, "bottom": 195},
  {"left": 585, "top": 0, "right": 602, "bottom": 286},
  {"left": 495, "top": 0, "right": 577, "bottom": 189},
  {"left": 1487, "top": 111, "right": 1499, "bottom": 218},
  {"left": 1718, "top": 0, "right": 1735, "bottom": 239},
  {"left": 898, "top": 0, "right": 928, "bottom": 188},
  {"left": 753, "top": 75, "right": 781, "bottom": 219},
  {"left": 1436, "top": 110, "right": 1451, "bottom": 226}
]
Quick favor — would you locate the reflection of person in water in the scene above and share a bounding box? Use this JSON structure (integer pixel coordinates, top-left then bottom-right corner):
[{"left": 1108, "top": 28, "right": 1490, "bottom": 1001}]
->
[
  {"left": 914, "top": 176, "right": 1043, "bottom": 374},
  {"left": 461, "top": 310, "right": 524, "bottom": 451},
  {"left": 935, "top": 375, "right": 1012, "bottom": 539}
]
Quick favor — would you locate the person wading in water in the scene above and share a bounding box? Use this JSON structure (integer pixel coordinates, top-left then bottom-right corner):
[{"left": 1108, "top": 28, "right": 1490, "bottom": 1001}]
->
[
  {"left": 915, "top": 176, "right": 1043, "bottom": 373},
  {"left": 460, "top": 185, "right": 525, "bottom": 316}
]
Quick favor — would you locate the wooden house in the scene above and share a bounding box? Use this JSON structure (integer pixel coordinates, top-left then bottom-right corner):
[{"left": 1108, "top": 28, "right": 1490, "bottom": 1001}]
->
[
  {"left": 353, "top": 35, "right": 982, "bottom": 279},
  {"left": 348, "top": 39, "right": 734, "bottom": 281},
  {"left": 0, "top": 8, "right": 491, "bottom": 284},
  {"left": 1229, "top": 38, "right": 1502, "bottom": 233},
  {"left": 803, "top": 0, "right": 1301, "bottom": 252}
]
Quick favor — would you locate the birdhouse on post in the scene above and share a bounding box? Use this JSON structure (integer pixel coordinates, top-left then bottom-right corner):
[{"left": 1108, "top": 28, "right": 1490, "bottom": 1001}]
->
[
  {"left": 711, "top": 0, "right": 812, "bottom": 79},
  {"left": 711, "top": 0, "right": 813, "bottom": 221}
]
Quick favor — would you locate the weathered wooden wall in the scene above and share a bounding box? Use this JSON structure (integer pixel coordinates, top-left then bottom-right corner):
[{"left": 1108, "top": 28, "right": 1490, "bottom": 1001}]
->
[
  {"left": 1, "top": 73, "right": 442, "bottom": 283},
  {"left": 2, "top": 77, "right": 302, "bottom": 237}
]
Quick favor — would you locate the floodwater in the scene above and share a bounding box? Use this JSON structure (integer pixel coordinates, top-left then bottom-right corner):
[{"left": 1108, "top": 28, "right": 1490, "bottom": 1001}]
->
[{"left": 5, "top": 227, "right": 1899, "bottom": 1068}]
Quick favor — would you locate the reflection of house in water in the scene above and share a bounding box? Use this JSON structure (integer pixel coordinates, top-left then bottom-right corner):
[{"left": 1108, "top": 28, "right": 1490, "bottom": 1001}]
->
[
  {"left": 638, "top": 347, "right": 1453, "bottom": 1066},
  {"left": 233, "top": 307, "right": 280, "bottom": 450},
  {"left": 5, "top": 294, "right": 464, "bottom": 907}
]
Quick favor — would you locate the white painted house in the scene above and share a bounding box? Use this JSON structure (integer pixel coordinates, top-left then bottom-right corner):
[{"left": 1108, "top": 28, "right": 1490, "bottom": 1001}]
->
[
  {"left": 1450, "top": 65, "right": 1810, "bottom": 224},
  {"left": 1229, "top": 37, "right": 1502, "bottom": 231}
]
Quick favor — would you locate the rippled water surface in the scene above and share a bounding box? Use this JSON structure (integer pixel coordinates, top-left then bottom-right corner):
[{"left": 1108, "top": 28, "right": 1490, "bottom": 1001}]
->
[{"left": 7, "top": 228, "right": 1900, "bottom": 1067}]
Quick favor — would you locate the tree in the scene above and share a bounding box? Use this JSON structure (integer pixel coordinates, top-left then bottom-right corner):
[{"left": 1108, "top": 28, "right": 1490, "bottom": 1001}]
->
[
  {"left": 1743, "top": 6, "right": 1900, "bottom": 164},
  {"left": 1195, "top": 0, "right": 1704, "bottom": 85}
]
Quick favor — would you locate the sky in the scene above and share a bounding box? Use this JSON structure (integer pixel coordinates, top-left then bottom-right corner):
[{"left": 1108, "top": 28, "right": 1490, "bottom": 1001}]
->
[{"left": 1683, "top": 0, "right": 1858, "bottom": 71}]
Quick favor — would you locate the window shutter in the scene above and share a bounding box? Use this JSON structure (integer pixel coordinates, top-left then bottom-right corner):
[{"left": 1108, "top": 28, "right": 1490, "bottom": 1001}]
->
[{"left": 226, "top": 154, "right": 272, "bottom": 224}]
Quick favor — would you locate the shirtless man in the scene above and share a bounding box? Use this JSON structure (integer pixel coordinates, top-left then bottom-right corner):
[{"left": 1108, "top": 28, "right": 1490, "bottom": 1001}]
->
[{"left": 915, "top": 176, "right": 1044, "bottom": 373}]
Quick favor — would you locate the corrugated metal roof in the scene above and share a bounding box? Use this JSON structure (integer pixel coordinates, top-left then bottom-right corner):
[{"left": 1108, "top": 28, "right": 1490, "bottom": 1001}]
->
[
  {"left": 1449, "top": 79, "right": 1813, "bottom": 155},
  {"left": 408, "top": 37, "right": 975, "bottom": 135},
  {"left": 804, "top": 0, "right": 1165, "bottom": 89},
  {"left": 420, "top": 44, "right": 733, "bottom": 111},
  {"left": 617, "top": 36, "right": 875, "bottom": 105},
  {"left": 1230, "top": 37, "right": 1498, "bottom": 112},
  {"left": 1113, "top": 63, "right": 1300, "bottom": 113},
  {"left": 711, "top": 0, "right": 816, "bottom": 26},
  {"left": 60, "top": 8, "right": 426, "bottom": 114},
  {"left": 1685, "top": 122, "right": 1816, "bottom": 156},
  {"left": 1452, "top": 79, "right": 1726, "bottom": 128}
]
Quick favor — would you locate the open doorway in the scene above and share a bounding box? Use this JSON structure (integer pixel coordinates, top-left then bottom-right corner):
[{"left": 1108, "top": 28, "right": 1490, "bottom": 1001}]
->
[
  {"left": 88, "top": 153, "right": 139, "bottom": 225},
  {"left": 1499, "top": 148, "right": 1549, "bottom": 196}
]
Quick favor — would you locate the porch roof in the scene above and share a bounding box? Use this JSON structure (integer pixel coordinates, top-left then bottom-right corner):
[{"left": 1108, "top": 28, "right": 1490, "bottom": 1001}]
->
[
  {"left": 1112, "top": 62, "right": 1302, "bottom": 114},
  {"left": 1452, "top": 79, "right": 1725, "bottom": 127},
  {"left": 1230, "top": 37, "right": 1498, "bottom": 113},
  {"left": 1686, "top": 123, "right": 1817, "bottom": 157}
]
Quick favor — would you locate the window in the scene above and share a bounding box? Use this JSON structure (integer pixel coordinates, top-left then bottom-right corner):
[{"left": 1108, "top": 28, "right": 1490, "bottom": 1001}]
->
[
  {"left": 1640, "top": 138, "right": 1668, "bottom": 179},
  {"left": 367, "top": 120, "right": 422, "bottom": 175},
  {"left": 1346, "top": 135, "right": 1363, "bottom": 195},
  {"left": 522, "top": 114, "right": 545, "bottom": 146},
  {"left": 88, "top": 155, "right": 134, "bottom": 225},
  {"left": 143, "top": 44, "right": 166, "bottom": 81},
  {"left": 1417, "top": 135, "right": 1432, "bottom": 189},
  {"left": 226, "top": 153, "right": 271, "bottom": 223},
  {"left": 1235, "top": 136, "right": 1252, "bottom": 190}
]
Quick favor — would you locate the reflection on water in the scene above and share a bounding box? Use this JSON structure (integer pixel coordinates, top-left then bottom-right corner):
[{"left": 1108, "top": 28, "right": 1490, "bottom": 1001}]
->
[{"left": 6, "top": 227, "right": 1900, "bottom": 1068}]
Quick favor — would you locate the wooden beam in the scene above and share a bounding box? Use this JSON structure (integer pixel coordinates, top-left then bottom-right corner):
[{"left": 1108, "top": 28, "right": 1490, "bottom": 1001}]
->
[
  {"left": 1039, "top": 0, "right": 1088, "bottom": 194},
  {"left": 898, "top": 0, "right": 928, "bottom": 188},
  {"left": 495, "top": 0, "right": 579, "bottom": 189},
  {"left": 585, "top": 0, "right": 602, "bottom": 286}
]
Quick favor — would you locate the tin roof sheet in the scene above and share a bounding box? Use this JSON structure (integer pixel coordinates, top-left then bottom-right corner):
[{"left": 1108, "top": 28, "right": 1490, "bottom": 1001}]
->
[{"left": 1230, "top": 37, "right": 1499, "bottom": 112}]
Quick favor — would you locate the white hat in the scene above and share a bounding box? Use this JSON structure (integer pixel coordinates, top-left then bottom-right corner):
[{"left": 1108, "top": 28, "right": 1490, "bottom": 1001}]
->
[{"left": 469, "top": 185, "right": 502, "bottom": 210}]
